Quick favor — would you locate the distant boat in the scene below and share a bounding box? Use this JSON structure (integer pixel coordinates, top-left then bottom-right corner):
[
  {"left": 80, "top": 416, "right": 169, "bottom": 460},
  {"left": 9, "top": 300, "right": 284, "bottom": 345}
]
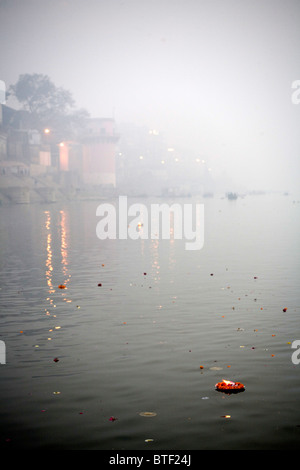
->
[{"left": 227, "top": 192, "right": 238, "bottom": 200}]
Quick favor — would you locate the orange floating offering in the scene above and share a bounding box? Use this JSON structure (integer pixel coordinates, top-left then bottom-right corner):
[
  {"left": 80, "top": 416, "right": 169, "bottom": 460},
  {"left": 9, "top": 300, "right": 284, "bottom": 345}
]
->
[
  {"left": 215, "top": 379, "right": 245, "bottom": 393},
  {"left": 58, "top": 284, "right": 66, "bottom": 289}
]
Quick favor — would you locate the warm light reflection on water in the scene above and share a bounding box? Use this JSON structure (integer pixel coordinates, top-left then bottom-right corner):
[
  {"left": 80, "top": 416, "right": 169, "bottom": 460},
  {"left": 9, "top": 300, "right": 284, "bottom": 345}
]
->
[
  {"left": 44, "top": 208, "right": 72, "bottom": 316},
  {"left": 60, "top": 209, "right": 68, "bottom": 278},
  {"left": 0, "top": 195, "right": 299, "bottom": 450},
  {"left": 44, "top": 210, "right": 54, "bottom": 296}
]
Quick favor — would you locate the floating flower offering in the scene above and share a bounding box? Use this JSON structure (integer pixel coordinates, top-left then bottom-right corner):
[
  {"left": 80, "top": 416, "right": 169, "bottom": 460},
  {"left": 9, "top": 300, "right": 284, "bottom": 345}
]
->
[{"left": 215, "top": 379, "right": 245, "bottom": 393}]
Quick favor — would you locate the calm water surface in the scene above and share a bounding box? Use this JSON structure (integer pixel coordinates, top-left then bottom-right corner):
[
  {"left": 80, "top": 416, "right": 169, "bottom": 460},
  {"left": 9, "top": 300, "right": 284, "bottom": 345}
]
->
[{"left": 0, "top": 193, "right": 299, "bottom": 450}]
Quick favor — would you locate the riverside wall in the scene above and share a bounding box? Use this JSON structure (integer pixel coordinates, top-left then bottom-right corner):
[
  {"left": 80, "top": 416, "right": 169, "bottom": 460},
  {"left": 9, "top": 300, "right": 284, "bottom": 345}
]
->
[{"left": 0, "top": 171, "right": 117, "bottom": 205}]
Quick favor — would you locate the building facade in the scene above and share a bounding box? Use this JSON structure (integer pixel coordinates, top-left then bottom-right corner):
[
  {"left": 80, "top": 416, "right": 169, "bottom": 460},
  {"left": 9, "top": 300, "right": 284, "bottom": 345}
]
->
[{"left": 80, "top": 118, "right": 119, "bottom": 187}]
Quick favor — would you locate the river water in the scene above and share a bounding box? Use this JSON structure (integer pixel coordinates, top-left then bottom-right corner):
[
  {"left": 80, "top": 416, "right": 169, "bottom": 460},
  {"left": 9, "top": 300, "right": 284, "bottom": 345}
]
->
[{"left": 0, "top": 192, "right": 299, "bottom": 450}]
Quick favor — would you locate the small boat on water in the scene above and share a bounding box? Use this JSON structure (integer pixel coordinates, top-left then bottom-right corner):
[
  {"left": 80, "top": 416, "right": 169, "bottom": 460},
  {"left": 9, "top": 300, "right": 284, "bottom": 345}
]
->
[{"left": 227, "top": 192, "right": 238, "bottom": 200}]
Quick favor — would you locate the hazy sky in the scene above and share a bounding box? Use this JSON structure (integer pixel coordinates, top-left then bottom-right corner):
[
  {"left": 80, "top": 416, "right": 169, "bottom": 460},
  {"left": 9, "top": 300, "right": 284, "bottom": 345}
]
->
[{"left": 1, "top": 0, "right": 300, "bottom": 192}]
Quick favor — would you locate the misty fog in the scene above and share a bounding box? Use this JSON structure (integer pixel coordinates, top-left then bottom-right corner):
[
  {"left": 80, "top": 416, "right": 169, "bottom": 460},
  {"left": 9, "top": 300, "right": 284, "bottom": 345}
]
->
[{"left": 1, "top": 0, "right": 300, "bottom": 194}]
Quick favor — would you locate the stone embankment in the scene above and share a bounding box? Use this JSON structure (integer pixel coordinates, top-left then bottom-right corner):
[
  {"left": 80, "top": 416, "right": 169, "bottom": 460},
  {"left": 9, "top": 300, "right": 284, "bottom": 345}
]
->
[
  {"left": 0, "top": 173, "right": 116, "bottom": 204},
  {"left": 0, "top": 174, "right": 66, "bottom": 204}
]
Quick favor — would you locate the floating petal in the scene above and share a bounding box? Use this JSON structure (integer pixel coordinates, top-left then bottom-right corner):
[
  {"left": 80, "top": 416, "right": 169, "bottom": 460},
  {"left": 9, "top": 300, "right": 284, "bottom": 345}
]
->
[{"left": 139, "top": 412, "right": 157, "bottom": 417}]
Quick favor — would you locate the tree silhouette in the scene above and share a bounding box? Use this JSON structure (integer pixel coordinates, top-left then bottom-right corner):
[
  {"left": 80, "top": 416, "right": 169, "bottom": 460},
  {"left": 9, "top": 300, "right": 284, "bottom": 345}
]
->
[{"left": 8, "top": 73, "right": 89, "bottom": 142}]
